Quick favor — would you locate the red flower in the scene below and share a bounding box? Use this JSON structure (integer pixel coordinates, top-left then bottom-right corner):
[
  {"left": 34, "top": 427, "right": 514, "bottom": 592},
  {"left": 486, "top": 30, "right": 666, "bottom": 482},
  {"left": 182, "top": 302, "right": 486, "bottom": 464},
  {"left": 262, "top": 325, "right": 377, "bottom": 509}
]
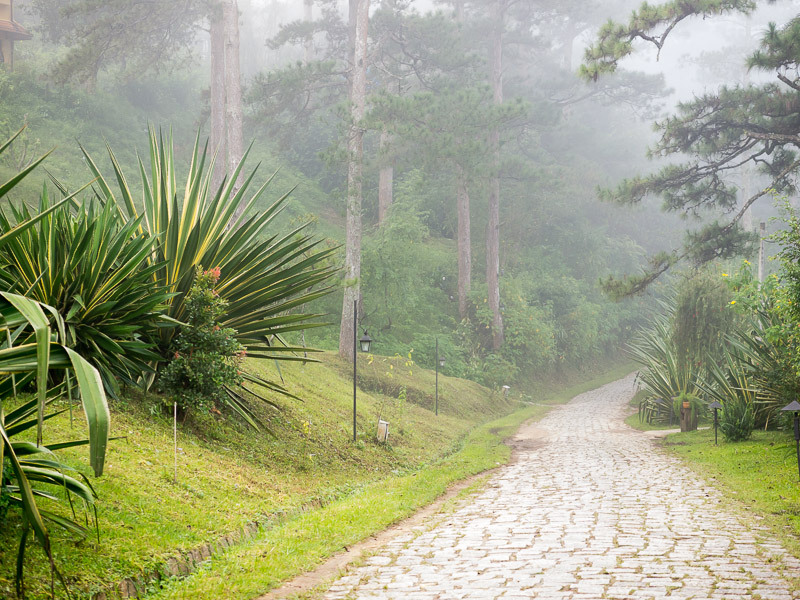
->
[{"left": 204, "top": 266, "right": 222, "bottom": 282}]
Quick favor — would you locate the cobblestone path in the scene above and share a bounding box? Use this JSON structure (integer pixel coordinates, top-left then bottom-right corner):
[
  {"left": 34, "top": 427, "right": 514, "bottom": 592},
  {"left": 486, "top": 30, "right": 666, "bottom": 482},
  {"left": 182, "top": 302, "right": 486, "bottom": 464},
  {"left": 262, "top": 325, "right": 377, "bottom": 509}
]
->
[{"left": 323, "top": 376, "right": 800, "bottom": 600}]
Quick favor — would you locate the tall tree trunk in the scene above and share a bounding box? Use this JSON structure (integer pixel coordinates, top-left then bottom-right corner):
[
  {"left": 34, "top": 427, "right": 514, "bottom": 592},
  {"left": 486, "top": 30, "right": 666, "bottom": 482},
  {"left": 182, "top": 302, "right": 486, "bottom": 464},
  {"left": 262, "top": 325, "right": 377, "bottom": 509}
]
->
[
  {"left": 377, "top": 127, "right": 393, "bottom": 224},
  {"left": 486, "top": 0, "right": 504, "bottom": 350},
  {"left": 339, "top": 0, "right": 370, "bottom": 359},
  {"left": 304, "top": 0, "right": 314, "bottom": 64},
  {"left": 224, "top": 0, "right": 246, "bottom": 224},
  {"left": 210, "top": 2, "right": 226, "bottom": 194},
  {"left": 457, "top": 165, "right": 471, "bottom": 320},
  {"left": 454, "top": 0, "right": 465, "bottom": 22},
  {"left": 561, "top": 22, "right": 579, "bottom": 71}
]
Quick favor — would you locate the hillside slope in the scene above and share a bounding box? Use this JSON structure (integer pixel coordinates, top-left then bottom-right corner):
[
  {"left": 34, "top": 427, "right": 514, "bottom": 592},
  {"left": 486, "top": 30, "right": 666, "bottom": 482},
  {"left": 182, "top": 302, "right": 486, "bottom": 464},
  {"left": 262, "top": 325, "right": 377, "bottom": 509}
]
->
[{"left": 0, "top": 352, "right": 515, "bottom": 599}]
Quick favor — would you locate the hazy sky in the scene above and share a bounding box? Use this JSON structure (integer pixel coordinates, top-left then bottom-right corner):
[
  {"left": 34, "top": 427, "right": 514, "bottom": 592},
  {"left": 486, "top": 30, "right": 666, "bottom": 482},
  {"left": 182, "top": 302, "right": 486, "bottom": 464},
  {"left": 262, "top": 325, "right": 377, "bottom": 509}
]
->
[{"left": 595, "top": 2, "right": 798, "bottom": 106}]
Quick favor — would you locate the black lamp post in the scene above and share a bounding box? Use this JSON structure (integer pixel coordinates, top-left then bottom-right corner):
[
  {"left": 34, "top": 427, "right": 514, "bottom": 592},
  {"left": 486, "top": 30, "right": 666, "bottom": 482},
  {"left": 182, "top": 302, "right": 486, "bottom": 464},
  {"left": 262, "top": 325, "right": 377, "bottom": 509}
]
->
[
  {"left": 352, "top": 299, "right": 373, "bottom": 443},
  {"left": 709, "top": 401, "right": 722, "bottom": 446},
  {"left": 435, "top": 337, "right": 445, "bottom": 416},
  {"left": 781, "top": 400, "right": 800, "bottom": 481}
]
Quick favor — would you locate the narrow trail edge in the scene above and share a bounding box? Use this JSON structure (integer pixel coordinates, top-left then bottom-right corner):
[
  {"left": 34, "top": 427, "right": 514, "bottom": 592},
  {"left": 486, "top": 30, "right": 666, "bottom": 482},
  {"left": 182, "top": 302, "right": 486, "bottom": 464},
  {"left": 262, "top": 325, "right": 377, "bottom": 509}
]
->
[{"left": 255, "top": 423, "right": 551, "bottom": 600}]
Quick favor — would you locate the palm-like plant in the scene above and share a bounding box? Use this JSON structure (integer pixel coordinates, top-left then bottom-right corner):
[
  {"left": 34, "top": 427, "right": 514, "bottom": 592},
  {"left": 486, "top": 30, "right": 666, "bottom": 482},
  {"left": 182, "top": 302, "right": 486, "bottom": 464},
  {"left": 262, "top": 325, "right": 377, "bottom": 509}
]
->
[
  {"left": 0, "top": 191, "right": 170, "bottom": 397},
  {"left": 1, "top": 292, "right": 110, "bottom": 598},
  {"left": 0, "top": 130, "right": 110, "bottom": 598},
  {"left": 712, "top": 311, "right": 785, "bottom": 428},
  {"left": 80, "top": 127, "right": 338, "bottom": 421},
  {"left": 627, "top": 313, "right": 696, "bottom": 402},
  {"left": 696, "top": 348, "right": 756, "bottom": 441}
]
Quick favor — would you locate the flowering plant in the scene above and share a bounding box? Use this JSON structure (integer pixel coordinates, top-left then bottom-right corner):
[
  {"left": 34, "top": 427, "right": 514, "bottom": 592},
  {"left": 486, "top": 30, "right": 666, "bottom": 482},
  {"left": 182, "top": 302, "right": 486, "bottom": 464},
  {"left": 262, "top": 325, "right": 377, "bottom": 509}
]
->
[{"left": 159, "top": 266, "right": 245, "bottom": 414}]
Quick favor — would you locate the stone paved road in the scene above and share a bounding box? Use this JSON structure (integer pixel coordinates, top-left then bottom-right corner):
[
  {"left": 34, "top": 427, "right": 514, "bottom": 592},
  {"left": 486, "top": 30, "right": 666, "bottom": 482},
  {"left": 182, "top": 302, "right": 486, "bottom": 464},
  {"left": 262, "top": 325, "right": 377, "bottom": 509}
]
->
[{"left": 323, "top": 376, "right": 800, "bottom": 600}]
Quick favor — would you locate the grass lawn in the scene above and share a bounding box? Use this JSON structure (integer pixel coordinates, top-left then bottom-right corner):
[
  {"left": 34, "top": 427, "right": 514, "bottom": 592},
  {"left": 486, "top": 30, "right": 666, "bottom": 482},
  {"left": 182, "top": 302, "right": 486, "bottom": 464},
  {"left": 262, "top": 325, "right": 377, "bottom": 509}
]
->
[
  {"left": 661, "top": 426, "right": 800, "bottom": 558},
  {"left": 0, "top": 354, "right": 632, "bottom": 599}
]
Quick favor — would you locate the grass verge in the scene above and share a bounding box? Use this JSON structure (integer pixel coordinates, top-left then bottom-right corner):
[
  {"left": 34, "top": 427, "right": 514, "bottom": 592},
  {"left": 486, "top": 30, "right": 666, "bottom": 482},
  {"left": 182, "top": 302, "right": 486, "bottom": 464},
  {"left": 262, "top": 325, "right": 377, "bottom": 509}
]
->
[
  {"left": 0, "top": 356, "right": 631, "bottom": 599},
  {"left": 662, "top": 427, "right": 800, "bottom": 559},
  {"left": 0, "top": 353, "right": 513, "bottom": 600},
  {"left": 145, "top": 405, "right": 539, "bottom": 600},
  {"left": 146, "top": 363, "right": 636, "bottom": 600}
]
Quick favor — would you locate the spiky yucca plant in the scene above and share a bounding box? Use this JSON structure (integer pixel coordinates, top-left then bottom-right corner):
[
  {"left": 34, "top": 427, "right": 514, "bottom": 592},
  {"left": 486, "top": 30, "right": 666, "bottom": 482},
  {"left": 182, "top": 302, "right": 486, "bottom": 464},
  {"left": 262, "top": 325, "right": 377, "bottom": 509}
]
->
[
  {"left": 627, "top": 313, "right": 696, "bottom": 402},
  {"left": 80, "top": 127, "right": 338, "bottom": 423},
  {"left": 0, "top": 191, "right": 170, "bottom": 396},
  {"left": 0, "top": 130, "right": 110, "bottom": 597}
]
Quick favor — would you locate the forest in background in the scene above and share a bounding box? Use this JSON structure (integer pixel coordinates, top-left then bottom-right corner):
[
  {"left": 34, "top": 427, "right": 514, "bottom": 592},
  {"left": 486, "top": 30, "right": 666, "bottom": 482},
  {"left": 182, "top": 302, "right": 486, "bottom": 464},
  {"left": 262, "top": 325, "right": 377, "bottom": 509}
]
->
[
  {"left": 7, "top": 1, "right": 800, "bottom": 597},
  {"left": 0, "top": 0, "right": 716, "bottom": 390}
]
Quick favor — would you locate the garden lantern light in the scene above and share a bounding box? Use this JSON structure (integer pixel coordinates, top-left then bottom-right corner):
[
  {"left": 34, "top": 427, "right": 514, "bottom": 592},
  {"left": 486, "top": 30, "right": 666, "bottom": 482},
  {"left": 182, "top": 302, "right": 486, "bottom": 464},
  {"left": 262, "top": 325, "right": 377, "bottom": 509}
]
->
[
  {"left": 709, "top": 401, "right": 722, "bottom": 446},
  {"left": 781, "top": 400, "right": 800, "bottom": 481},
  {"left": 359, "top": 332, "right": 373, "bottom": 353}
]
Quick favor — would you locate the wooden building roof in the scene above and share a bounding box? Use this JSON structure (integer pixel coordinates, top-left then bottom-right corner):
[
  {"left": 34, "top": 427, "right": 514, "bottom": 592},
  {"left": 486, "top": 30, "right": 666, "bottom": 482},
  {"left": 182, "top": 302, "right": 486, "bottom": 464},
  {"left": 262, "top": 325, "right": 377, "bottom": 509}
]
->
[{"left": 0, "top": 19, "right": 31, "bottom": 41}]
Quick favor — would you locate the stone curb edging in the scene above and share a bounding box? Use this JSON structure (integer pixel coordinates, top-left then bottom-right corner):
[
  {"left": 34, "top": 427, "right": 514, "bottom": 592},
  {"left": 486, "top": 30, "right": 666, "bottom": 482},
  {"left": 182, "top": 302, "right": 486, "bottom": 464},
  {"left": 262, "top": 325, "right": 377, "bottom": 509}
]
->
[{"left": 91, "top": 498, "right": 328, "bottom": 600}]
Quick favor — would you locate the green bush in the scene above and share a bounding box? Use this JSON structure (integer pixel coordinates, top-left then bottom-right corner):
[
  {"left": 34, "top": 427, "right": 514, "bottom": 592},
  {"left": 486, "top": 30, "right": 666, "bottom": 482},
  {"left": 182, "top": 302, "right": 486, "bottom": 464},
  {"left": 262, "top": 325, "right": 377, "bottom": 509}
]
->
[
  {"left": 720, "top": 395, "right": 755, "bottom": 442},
  {"left": 474, "top": 353, "right": 518, "bottom": 390},
  {"left": 673, "top": 269, "right": 736, "bottom": 372},
  {"left": 158, "top": 267, "right": 245, "bottom": 414}
]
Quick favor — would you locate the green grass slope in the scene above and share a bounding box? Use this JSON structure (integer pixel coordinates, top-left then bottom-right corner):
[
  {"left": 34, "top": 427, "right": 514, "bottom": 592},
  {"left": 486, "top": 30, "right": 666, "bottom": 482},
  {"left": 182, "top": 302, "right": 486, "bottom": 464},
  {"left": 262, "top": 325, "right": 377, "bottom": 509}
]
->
[
  {"left": 0, "top": 354, "right": 632, "bottom": 599},
  {"left": 0, "top": 352, "right": 513, "bottom": 599}
]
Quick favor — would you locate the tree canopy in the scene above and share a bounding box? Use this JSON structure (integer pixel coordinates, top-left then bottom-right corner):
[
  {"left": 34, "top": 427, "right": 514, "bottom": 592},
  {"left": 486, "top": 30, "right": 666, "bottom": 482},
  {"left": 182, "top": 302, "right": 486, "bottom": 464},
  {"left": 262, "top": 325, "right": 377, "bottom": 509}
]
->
[
  {"left": 581, "top": 0, "right": 797, "bottom": 297},
  {"left": 24, "top": 0, "right": 210, "bottom": 85}
]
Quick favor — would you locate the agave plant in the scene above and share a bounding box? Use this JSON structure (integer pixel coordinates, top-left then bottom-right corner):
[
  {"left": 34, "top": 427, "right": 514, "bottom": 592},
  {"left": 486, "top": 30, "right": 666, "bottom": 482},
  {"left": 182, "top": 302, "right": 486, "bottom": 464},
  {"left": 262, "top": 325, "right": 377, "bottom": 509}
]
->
[
  {"left": 79, "top": 127, "right": 338, "bottom": 422},
  {"left": 714, "top": 311, "right": 786, "bottom": 428},
  {"left": 627, "top": 313, "right": 697, "bottom": 402},
  {"left": 697, "top": 349, "right": 756, "bottom": 441},
  {"left": 0, "top": 128, "right": 73, "bottom": 250},
  {"left": 0, "top": 190, "right": 170, "bottom": 397}
]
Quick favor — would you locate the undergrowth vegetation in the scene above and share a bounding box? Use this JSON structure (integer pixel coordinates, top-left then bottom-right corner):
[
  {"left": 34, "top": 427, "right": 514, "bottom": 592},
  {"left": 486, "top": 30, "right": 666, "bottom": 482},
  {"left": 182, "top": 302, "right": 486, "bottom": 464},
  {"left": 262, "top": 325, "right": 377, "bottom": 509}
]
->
[{"left": 630, "top": 201, "right": 800, "bottom": 447}]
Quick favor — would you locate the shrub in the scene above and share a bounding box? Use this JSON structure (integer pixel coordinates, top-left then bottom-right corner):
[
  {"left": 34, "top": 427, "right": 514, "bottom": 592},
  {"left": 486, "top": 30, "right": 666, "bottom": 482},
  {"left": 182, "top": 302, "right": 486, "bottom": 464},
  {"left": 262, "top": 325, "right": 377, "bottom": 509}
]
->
[
  {"left": 673, "top": 269, "right": 735, "bottom": 373},
  {"left": 720, "top": 395, "right": 755, "bottom": 442},
  {"left": 475, "top": 353, "right": 518, "bottom": 390},
  {"left": 158, "top": 267, "right": 245, "bottom": 414}
]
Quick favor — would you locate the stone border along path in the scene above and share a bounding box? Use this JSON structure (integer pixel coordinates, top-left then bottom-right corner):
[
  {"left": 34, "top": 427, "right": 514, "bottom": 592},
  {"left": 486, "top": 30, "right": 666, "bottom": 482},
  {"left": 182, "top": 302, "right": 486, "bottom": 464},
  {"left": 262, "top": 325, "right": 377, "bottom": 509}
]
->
[{"left": 317, "top": 375, "right": 800, "bottom": 600}]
